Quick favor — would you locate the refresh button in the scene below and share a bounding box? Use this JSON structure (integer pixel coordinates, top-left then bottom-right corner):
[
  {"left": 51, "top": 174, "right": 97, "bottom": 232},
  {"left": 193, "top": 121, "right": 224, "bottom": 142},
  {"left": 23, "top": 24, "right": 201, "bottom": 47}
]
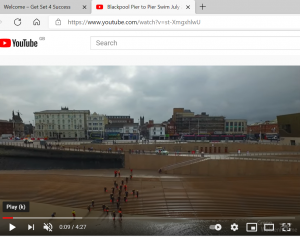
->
[{"left": 14, "top": 18, "right": 21, "bottom": 26}]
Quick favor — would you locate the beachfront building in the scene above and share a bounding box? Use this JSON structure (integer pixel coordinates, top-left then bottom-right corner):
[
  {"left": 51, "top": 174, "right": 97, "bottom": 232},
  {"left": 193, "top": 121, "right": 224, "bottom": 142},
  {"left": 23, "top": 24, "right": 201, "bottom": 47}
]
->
[
  {"left": 277, "top": 113, "right": 300, "bottom": 145},
  {"left": 24, "top": 123, "right": 34, "bottom": 137},
  {"left": 120, "top": 123, "right": 139, "bottom": 140},
  {"left": 247, "top": 119, "right": 278, "bottom": 140},
  {"left": 34, "top": 107, "right": 90, "bottom": 139},
  {"left": 172, "top": 108, "right": 225, "bottom": 135},
  {"left": 0, "top": 120, "right": 13, "bottom": 137},
  {"left": 225, "top": 119, "right": 247, "bottom": 134},
  {"left": 149, "top": 124, "right": 165, "bottom": 140},
  {"left": 107, "top": 115, "right": 134, "bottom": 124},
  {"left": 104, "top": 123, "right": 123, "bottom": 140},
  {"left": 9, "top": 111, "right": 24, "bottom": 138},
  {"left": 86, "top": 112, "right": 108, "bottom": 139}
]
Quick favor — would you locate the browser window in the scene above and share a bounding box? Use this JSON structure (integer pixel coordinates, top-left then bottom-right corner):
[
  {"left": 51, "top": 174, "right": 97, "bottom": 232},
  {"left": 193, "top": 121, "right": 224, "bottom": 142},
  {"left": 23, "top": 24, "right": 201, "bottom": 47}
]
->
[{"left": 0, "top": 0, "right": 300, "bottom": 236}]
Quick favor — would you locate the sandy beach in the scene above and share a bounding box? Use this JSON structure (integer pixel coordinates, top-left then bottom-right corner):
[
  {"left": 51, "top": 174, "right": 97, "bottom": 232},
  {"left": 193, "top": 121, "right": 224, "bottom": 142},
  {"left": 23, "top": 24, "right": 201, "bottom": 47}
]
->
[{"left": 0, "top": 169, "right": 300, "bottom": 235}]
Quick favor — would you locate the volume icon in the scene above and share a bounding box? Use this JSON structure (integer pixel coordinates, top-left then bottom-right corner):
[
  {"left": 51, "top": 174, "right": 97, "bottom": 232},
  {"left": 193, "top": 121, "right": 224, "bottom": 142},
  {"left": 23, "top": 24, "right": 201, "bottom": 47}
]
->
[{"left": 28, "top": 224, "right": 34, "bottom": 230}]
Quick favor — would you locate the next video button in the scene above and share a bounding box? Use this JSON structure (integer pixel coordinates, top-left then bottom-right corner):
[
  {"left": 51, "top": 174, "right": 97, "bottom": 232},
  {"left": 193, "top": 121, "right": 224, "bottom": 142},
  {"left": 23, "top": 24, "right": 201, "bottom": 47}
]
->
[{"left": 3, "top": 201, "right": 30, "bottom": 212}]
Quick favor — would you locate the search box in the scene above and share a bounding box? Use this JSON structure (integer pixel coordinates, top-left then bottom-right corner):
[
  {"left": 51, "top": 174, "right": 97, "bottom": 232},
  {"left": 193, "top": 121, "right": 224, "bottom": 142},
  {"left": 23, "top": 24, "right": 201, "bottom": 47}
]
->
[{"left": 91, "top": 36, "right": 300, "bottom": 50}]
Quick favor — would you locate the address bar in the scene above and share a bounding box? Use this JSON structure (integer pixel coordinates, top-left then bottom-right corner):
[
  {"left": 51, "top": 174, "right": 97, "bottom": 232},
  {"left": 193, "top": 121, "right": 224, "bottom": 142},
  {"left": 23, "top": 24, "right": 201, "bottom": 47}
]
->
[
  {"left": 49, "top": 16, "right": 202, "bottom": 29},
  {"left": 49, "top": 16, "right": 300, "bottom": 30}
]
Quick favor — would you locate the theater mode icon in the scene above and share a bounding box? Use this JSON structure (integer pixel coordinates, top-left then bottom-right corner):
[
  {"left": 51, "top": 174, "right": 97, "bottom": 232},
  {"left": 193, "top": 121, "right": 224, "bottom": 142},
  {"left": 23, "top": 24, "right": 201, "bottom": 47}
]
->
[
  {"left": 0, "top": 39, "right": 11, "bottom": 48},
  {"left": 264, "top": 223, "right": 274, "bottom": 231},
  {"left": 96, "top": 4, "right": 103, "bottom": 9}
]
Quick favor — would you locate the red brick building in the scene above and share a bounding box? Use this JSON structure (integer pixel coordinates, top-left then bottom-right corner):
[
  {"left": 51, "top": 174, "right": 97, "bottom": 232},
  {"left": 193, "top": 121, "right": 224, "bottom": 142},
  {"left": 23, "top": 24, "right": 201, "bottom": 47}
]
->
[
  {"left": 166, "top": 119, "right": 178, "bottom": 139},
  {"left": 0, "top": 120, "right": 13, "bottom": 136},
  {"left": 247, "top": 120, "right": 278, "bottom": 136}
]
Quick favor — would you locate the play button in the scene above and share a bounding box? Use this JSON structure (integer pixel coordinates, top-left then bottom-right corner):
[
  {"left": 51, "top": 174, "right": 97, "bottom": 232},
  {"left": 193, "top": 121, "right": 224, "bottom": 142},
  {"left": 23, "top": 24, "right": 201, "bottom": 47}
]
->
[{"left": 9, "top": 224, "right": 16, "bottom": 231}]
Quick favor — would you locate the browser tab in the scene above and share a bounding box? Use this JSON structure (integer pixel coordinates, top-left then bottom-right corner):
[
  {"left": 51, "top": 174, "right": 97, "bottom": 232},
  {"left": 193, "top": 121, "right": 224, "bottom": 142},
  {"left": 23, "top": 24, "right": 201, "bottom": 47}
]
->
[
  {"left": 91, "top": 0, "right": 195, "bottom": 15},
  {"left": 0, "top": 0, "right": 91, "bottom": 14}
]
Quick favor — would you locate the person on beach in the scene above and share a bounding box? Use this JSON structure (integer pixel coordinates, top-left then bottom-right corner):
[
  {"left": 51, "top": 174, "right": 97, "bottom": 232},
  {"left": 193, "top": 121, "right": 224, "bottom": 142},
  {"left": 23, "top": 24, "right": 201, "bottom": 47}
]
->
[
  {"left": 72, "top": 210, "right": 76, "bottom": 220},
  {"left": 112, "top": 187, "right": 115, "bottom": 193},
  {"left": 120, "top": 185, "right": 123, "bottom": 191},
  {"left": 112, "top": 211, "right": 116, "bottom": 221},
  {"left": 92, "top": 200, "right": 94, "bottom": 208},
  {"left": 51, "top": 212, "right": 56, "bottom": 218},
  {"left": 121, "top": 180, "right": 124, "bottom": 185},
  {"left": 132, "top": 189, "right": 135, "bottom": 196},
  {"left": 118, "top": 170, "right": 121, "bottom": 177},
  {"left": 102, "top": 204, "right": 106, "bottom": 212},
  {"left": 124, "top": 196, "right": 127, "bottom": 202},
  {"left": 104, "top": 187, "right": 107, "bottom": 192},
  {"left": 117, "top": 196, "right": 121, "bottom": 203},
  {"left": 130, "top": 174, "right": 132, "bottom": 180},
  {"left": 87, "top": 205, "right": 91, "bottom": 212},
  {"left": 106, "top": 206, "right": 109, "bottom": 215},
  {"left": 119, "top": 212, "right": 123, "bottom": 221},
  {"left": 124, "top": 184, "right": 127, "bottom": 191},
  {"left": 125, "top": 191, "right": 128, "bottom": 197},
  {"left": 119, "top": 207, "right": 122, "bottom": 213},
  {"left": 136, "top": 190, "right": 139, "bottom": 198}
]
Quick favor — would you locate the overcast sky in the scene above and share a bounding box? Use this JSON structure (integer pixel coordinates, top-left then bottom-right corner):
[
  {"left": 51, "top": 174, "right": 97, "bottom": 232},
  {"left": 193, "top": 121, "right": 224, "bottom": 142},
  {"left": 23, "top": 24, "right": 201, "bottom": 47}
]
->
[{"left": 0, "top": 66, "right": 299, "bottom": 125}]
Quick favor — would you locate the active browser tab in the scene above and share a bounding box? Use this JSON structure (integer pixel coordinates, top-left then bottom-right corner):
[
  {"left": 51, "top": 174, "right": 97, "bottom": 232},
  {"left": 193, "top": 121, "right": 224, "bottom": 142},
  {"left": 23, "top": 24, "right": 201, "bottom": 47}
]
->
[{"left": 0, "top": 0, "right": 91, "bottom": 14}]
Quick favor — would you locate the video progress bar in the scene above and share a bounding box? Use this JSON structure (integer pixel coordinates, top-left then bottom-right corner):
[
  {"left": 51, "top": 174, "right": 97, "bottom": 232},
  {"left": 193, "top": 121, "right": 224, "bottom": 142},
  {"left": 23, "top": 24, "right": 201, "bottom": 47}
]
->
[
  {"left": 3, "top": 217, "right": 83, "bottom": 220},
  {"left": 3, "top": 216, "right": 296, "bottom": 220}
]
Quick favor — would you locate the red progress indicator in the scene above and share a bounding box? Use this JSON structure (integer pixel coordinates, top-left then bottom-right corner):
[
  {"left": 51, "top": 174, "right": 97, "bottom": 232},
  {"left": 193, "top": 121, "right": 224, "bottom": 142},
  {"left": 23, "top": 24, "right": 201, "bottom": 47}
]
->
[{"left": 3, "top": 217, "right": 13, "bottom": 219}]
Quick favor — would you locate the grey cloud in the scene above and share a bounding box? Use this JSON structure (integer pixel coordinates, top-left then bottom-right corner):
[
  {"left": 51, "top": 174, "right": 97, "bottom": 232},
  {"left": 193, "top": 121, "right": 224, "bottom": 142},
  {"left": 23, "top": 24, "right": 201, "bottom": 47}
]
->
[{"left": 0, "top": 66, "right": 299, "bottom": 125}]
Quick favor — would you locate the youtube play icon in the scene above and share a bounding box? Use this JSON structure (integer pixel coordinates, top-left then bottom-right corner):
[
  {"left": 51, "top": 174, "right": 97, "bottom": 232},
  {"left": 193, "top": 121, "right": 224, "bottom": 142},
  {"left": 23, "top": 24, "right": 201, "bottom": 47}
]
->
[
  {"left": 96, "top": 4, "right": 103, "bottom": 9},
  {"left": 0, "top": 39, "right": 11, "bottom": 47}
]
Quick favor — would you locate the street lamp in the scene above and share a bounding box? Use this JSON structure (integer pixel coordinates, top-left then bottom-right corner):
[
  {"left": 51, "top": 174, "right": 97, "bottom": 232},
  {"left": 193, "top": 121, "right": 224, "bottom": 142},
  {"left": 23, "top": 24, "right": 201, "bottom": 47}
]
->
[
  {"left": 259, "top": 120, "right": 262, "bottom": 142},
  {"left": 12, "top": 119, "right": 15, "bottom": 138}
]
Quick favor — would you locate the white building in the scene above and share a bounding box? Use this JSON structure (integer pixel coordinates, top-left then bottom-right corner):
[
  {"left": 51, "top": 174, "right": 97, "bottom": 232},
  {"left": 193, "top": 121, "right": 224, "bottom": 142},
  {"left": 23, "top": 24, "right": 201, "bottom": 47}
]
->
[
  {"left": 34, "top": 107, "right": 90, "bottom": 139},
  {"left": 225, "top": 119, "right": 247, "bottom": 134},
  {"left": 120, "top": 123, "right": 139, "bottom": 140},
  {"left": 86, "top": 112, "right": 108, "bottom": 139},
  {"left": 149, "top": 125, "right": 165, "bottom": 140}
]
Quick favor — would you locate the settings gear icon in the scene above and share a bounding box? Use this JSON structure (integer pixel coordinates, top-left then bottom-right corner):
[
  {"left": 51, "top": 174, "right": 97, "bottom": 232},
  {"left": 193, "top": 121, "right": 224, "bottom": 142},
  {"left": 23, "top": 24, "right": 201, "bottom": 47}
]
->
[{"left": 231, "top": 223, "right": 238, "bottom": 231}]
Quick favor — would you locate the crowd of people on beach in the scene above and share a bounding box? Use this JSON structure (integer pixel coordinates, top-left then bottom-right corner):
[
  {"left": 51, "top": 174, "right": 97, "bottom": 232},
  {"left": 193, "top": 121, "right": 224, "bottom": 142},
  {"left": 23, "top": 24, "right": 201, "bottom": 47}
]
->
[{"left": 51, "top": 168, "right": 137, "bottom": 221}]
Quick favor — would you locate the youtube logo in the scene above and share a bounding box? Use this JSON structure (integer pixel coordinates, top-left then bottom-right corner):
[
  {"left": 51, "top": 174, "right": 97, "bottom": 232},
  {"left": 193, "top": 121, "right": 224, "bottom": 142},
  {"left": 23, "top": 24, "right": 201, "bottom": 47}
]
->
[
  {"left": 0, "top": 39, "right": 11, "bottom": 48},
  {"left": 96, "top": 4, "right": 103, "bottom": 9}
]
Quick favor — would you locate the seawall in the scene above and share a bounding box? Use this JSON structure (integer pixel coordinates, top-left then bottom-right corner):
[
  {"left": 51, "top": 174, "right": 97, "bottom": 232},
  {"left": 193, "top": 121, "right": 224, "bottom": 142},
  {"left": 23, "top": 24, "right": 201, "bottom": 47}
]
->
[
  {"left": 64, "top": 142, "right": 300, "bottom": 153},
  {"left": 0, "top": 145, "right": 124, "bottom": 170}
]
